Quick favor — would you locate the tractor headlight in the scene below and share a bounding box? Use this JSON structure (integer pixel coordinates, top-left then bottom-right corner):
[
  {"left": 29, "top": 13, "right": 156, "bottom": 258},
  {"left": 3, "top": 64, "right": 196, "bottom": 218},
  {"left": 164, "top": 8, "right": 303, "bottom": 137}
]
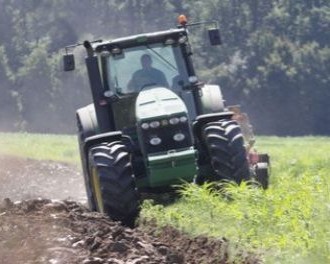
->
[
  {"left": 149, "top": 136, "right": 162, "bottom": 146},
  {"left": 173, "top": 133, "right": 185, "bottom": 142},
  {"left": 150, "top": 121, "right": 160, "bottom": 128},
  {"left": 164, "top": 38, "right": 175, "bottom": 45},
  {"left": 161, "top": 119, "right": 169, "bottom": 126},
  {"left": 179, "top": 116, "right": 188, "bottom": 123},
  {"left": 169, "top": 117, "right": 180, "bottom": 125},
  {"left": 178, "top": 36, "right": 187, "bottom": 44},
  {"left": 141, "top": 123, "right": 149, "bottom": 130}
]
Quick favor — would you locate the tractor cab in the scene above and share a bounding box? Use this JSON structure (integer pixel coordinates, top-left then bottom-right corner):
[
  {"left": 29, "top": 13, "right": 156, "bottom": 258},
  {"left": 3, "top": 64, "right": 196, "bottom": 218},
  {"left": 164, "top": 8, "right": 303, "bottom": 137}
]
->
[
  {"left": 92, "top": 28, "right": 197, "bottom": 130},
  {"left": 98, "top": 29, "right": 191, "bottom": 95}
]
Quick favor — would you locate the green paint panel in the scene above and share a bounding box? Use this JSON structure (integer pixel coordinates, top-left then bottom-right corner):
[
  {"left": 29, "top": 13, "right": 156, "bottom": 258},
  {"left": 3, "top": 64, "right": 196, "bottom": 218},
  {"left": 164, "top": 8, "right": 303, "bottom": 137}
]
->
[{"left": 145, "top": 148, "right": 197, "bottom": 187}]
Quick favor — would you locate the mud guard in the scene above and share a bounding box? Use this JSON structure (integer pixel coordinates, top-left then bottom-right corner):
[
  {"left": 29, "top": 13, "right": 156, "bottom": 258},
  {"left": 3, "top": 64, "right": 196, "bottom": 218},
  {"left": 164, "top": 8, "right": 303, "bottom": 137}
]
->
[
  {"left": 193, "top": 112, "right": 233, "bottom": 142},
  {"left": 200, "top": 84, "right": 225, "bottom": 114},
  {"left": 76, "top": 104, "right": 99, "bottom": 140},
  {"left": 76, "top": 105, "right": 122, "bottom": 210},
  {"left": 83, "top": 132, "right": 123, "bottom": 159}
]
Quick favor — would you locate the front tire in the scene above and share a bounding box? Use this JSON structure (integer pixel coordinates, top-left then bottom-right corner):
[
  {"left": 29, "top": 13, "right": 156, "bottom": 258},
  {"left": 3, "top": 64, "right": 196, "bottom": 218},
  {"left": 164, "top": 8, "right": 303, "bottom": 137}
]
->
[
  {"left": 88, "top": 142, "right": 140, "bottom": 227},
  {"left": 202, "top": 120, "right": 250, "bottom": 184}
]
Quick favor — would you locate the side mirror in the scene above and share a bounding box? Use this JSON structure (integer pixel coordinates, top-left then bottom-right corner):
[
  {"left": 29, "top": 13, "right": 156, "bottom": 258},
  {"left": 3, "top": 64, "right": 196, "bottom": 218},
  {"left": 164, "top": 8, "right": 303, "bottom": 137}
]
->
[
  {"left": 63, "top": 53, "right": 75, "bottom": 71},
  {"left": 208, "top": 28, "right": 222, "bottom": 46}
]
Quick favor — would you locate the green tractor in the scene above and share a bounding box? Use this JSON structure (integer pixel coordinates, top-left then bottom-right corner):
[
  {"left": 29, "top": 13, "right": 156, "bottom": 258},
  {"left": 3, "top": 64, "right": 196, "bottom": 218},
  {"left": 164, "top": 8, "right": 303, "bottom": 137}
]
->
[{"left": 63, "top": 16, "right": 270, "bottom": 226}]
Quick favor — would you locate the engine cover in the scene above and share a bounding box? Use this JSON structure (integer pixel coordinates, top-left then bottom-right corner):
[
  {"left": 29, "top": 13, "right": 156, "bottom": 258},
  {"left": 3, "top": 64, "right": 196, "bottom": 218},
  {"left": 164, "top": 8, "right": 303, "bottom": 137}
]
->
[
  {"left": 136, "top": 87, "right": 187, "bottom": 120},
  {"left": 135, "top": 87, "right": 193, "bottom": 155}
]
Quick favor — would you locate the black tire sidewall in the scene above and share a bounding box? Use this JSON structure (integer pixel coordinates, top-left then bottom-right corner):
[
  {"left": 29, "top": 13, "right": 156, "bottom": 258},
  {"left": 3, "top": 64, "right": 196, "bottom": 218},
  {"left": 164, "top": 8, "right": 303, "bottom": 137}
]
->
[{"left": 88, "top": 142, "right": 140, "bottom": 226}]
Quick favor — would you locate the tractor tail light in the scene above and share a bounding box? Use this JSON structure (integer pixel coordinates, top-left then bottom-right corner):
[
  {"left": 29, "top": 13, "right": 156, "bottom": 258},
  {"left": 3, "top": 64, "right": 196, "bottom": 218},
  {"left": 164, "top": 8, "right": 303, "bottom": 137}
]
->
[{"left": 248, "top": 150, "right": 259, "bottom": 165}]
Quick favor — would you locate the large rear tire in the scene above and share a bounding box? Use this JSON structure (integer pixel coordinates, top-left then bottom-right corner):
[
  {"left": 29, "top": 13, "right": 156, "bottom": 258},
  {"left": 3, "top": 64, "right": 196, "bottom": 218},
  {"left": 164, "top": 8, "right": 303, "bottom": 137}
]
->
[
  {"left": 88, "top": 142, "right": 140, "bottom": 227},
  {"left": 202, "top": 120, "right": 250, "bottom": 184}
]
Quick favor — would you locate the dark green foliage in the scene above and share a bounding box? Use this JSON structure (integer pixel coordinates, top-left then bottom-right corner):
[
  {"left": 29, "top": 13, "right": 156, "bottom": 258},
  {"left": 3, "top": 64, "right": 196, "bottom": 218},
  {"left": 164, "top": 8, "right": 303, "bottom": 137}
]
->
[
  {"left": 191, "top": 0, "right": 330, "bottom": 135},
  {"left": 0, "top": 0, "right": 329, "bottom": 135}
]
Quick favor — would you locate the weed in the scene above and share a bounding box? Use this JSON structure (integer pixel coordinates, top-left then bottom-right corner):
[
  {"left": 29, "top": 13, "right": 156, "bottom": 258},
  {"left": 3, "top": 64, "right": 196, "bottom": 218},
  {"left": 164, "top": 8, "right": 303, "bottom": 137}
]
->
[{"left": 141, "top": 137, "right": 330, "bottom": 263}]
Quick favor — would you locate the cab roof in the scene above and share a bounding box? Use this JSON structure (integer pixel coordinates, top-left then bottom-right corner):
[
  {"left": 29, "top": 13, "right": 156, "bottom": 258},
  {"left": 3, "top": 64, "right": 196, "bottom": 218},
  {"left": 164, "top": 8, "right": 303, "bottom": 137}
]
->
[{"left": 94, "top": 28, "right": 187, "bottom": 52}]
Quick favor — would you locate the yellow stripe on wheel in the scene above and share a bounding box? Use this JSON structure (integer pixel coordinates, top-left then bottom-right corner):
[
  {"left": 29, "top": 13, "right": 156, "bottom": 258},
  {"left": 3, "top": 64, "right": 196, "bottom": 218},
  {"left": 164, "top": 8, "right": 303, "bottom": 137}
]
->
[{"left": 91, "top": 167, "right": 104, "bottom": 214}]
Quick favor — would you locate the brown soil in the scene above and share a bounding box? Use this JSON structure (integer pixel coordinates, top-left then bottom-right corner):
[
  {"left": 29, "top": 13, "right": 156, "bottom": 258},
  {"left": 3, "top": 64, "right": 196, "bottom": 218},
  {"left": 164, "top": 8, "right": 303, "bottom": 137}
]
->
[
  {"left": 0, "top": 155, "right": 260, "bottom": 264},
  {"left": 0, "top": 155, "right": 86, "bottom": 202}
]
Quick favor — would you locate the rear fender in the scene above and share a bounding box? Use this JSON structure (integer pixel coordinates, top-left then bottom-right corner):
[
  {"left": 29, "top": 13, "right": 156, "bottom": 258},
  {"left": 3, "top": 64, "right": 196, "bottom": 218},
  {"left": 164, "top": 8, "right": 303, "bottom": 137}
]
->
[
  {"left": 76, "top": 105, "right": 120, "bottom": 210},
  {"left": 76, "top": 104, "right": 99, "bottom": 140},
  {"left": 76, "top": 104, "right": 99, "bottom": 191},
  {"left": 200, "top": 84, "right": 225, "bottom": 114}
]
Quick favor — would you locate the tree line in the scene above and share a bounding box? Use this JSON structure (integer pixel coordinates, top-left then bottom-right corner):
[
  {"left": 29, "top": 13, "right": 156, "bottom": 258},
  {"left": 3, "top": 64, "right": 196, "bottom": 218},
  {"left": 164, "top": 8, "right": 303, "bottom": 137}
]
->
[{"left": 0, "top": 0, "right": 329, "bottom": 135}]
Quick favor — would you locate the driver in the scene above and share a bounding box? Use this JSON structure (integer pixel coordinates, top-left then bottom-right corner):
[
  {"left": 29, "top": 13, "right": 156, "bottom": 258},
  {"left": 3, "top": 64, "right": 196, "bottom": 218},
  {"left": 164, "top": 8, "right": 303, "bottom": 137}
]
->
[{"left": 127, "top": 54, "right": 169, "bottom": 91}]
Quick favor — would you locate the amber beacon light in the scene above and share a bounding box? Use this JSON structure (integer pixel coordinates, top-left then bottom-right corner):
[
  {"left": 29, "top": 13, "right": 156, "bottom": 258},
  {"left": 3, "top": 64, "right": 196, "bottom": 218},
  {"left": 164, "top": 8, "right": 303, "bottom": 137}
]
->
[{"left": 178, "top": 14, "right": 188, "bottom": 26}]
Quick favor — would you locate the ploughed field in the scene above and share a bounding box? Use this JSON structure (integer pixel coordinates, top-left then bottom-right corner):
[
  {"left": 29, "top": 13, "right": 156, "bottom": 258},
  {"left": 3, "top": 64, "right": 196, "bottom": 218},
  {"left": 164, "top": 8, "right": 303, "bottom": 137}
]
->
[
  {"left": 0, "top": 133, "right": 329, "bottom": 263},
  {"left": 0, "top": 155, "right": 257, "bottom": 264}
]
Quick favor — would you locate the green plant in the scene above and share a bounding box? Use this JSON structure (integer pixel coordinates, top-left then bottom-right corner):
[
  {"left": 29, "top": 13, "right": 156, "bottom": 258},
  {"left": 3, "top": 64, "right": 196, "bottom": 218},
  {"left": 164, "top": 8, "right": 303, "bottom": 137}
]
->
[{"left": 141, "top": 137, "right": 330, "bottom": 263}]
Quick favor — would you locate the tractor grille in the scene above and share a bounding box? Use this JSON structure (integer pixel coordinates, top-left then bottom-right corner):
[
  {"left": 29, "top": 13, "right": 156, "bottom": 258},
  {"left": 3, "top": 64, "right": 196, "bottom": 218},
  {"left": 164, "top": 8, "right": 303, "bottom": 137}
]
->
[{"left": 140, "top": 121, "right": 193, "bottom": 154}]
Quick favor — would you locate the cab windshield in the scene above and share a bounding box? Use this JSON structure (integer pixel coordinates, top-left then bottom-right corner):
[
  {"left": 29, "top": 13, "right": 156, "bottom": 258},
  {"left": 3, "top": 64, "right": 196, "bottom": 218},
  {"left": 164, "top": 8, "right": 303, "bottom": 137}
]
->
[{"left": 107, "top": 43, "right": 189, "bottom": 94}]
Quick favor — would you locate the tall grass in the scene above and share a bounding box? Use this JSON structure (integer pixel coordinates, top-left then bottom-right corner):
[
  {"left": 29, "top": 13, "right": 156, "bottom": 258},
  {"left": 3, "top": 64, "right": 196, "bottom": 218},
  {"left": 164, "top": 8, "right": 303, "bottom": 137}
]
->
[
  {"left": 0, "top": 132, "right": 79, "bottom": 164},
  {"left": 142, "top": 137, "right": 330, "bottom": 263}
]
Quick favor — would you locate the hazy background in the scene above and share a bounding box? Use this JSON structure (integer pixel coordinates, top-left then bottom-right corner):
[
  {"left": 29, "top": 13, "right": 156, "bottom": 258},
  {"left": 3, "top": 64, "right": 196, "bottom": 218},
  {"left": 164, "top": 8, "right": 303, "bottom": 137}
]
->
[{"left": 0, "top": 0, "right": 329, "bottom": 135}]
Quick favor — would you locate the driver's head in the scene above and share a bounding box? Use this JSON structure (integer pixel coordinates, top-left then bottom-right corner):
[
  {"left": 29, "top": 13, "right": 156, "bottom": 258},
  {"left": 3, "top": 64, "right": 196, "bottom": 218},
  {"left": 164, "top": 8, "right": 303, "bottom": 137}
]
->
[{"left": 141, "top": 54, "right": 152, "bottom": 69}]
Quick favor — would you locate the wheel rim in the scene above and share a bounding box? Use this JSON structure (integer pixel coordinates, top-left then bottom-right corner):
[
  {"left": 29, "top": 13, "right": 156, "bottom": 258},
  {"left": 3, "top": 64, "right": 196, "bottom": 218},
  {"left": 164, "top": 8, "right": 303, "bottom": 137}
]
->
[{"left": 91, "top": 167, "right": 104, "bottom": 213}]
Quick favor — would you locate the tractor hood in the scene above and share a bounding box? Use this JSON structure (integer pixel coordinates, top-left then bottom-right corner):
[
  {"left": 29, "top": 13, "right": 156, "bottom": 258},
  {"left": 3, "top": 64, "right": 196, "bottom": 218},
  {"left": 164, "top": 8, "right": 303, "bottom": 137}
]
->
[
  {"left": 136, "top": 87, "right": 187, "bottom": 121},
  {"left": 135, "top": 87, "right": 193, "bottom": 156}
]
